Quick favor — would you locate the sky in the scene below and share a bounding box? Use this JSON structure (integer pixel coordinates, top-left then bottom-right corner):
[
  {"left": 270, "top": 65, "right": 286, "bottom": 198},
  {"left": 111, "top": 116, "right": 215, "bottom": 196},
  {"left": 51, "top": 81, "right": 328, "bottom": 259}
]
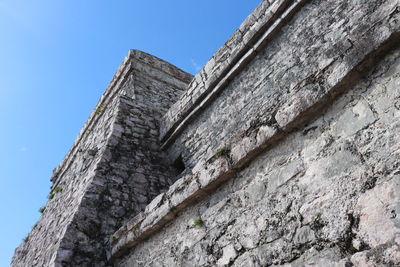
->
[{"left": 0, "top": 0, "right": 261, "bottom": 265}]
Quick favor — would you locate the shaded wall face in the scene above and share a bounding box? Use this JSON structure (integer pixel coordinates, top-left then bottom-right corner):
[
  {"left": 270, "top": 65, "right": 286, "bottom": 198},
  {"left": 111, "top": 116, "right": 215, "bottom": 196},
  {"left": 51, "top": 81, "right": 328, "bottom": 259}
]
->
[
  {"left": 56, "top": 68, "right": 189, "bottom": 266},
  {"left": 11, "top": 92, "right": 121, "bottom": 267},
  {"left": 93, "top": 72, "right": 187, "bottom": 221},
  {"left": 117, "top": 45, "right": 400, "bottom": 267},
  {"left": 166, "top": 0, "right": 397, "bottom": 169},
  {"left": 11, "top": 52, "right": 191, "bottom": 267}
]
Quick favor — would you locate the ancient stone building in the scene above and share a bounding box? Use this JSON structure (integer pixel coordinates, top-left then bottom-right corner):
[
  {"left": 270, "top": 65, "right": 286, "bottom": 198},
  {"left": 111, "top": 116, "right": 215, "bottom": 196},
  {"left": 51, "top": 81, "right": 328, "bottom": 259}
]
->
[{"left": 12, "top": 0, "right": 400, "bottom": 266}]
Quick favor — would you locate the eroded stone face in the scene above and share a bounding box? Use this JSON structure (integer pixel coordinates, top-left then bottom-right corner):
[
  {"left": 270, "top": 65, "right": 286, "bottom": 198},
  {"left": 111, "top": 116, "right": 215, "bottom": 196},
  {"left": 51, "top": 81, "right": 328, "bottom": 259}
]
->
[
  {"left": 116, "top": 42, "right": 400, "bottom": 267},
  {"left": 11, "top": 51, "right": 192, "bottom": 267},
  {"left": 12, "top": 0, "right": 400, "bottom": 265},
  {"left": 354, "top": 178, "right": 400, "bottom": 248},
  {"left": 165, "top": 0, "right": 400, "bottom": 174}
]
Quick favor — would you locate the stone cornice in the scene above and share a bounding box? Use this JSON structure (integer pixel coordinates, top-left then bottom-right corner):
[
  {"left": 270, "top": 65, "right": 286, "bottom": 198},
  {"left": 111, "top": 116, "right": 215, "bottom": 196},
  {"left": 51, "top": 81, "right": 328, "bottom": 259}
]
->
[
  {"left": 160, "top": 0, "right": 309, "bottom": 149},
  {"left": 109, "top": 2, "right": 400, "bottom": 260}
]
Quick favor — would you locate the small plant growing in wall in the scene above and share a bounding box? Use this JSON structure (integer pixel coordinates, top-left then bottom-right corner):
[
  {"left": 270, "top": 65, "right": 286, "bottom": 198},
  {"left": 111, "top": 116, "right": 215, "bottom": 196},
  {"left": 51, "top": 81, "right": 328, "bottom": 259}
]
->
[
  {"left": 193, "top": 218, "right": 204, "bottom": 227},
  {"left": 95, "top": 104, "right": 104, "bottom": 115},
  {"left": 215, "top": 147, "right": 230, "bottom": 158},
  {"left": 23, "top": 235, "right": 29, "bottom": 242},
  {"left": 109, "top": 235, "right": 117, "bottom": 241},
  {"left": 48, "top": 187, "right": 63, "bottom": 200},
  {"left": 39, "top": 206, "right": 46, "bottom": 214},
  {"left": 54, "top": 187, "right": 63, "bottom": 193},
  {"left": 77, "top": 148, "right": 84, "bottom": 153}
]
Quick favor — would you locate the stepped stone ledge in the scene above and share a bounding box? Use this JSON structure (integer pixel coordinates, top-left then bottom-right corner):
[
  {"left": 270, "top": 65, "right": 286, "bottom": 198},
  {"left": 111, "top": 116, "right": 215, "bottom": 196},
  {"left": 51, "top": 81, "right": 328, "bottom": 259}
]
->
[{"left": 11, "top": 0, "right": 400, "bottom": 266}]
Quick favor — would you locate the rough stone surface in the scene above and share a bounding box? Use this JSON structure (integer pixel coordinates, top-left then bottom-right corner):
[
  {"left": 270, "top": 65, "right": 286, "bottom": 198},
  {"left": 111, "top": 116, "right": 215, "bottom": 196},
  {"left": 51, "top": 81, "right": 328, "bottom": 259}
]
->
[
  {"left": 11, "top": 0, "right": 400, "bottom": 266},
  {"left": 164, "top": 0, "right": 400, "bottom": 171},
  {"left": 160, "top": 0, "right": 287, "bottom": 142},
  {"left": 11, "top": 50, "right": 192, "bottom": 267},
  {"left": 116, "top": 46, "right": 400, "bottom": 267}
]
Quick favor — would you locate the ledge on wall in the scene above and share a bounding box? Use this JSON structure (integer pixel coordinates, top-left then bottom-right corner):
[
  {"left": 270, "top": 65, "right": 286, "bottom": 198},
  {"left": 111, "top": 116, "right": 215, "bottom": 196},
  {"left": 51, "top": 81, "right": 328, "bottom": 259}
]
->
[
  {"left": 108, "top": 20, "right": 400, "bottom": 260},
  {"left": 159, "top": 0, "right": 309, "bottom": 150}
]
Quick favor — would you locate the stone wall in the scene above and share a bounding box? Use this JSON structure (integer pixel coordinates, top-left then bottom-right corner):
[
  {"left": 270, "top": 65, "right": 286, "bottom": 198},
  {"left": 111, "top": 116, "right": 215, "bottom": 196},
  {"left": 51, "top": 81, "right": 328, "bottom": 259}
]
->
[
  {"left": 12, "top": 0, "right": 400, "bottom": 266},
  {"left": 114, "top": 45, "right": 400, "bottom": 267},
  {"left": 163, "top": 0, "right": 399, "bottom": 169},
  {"left": 11, "top": 50, "right": 192, "bottom": 267},
  {"left": 110, "top": 0, "right": 400, "bottom": 266}
]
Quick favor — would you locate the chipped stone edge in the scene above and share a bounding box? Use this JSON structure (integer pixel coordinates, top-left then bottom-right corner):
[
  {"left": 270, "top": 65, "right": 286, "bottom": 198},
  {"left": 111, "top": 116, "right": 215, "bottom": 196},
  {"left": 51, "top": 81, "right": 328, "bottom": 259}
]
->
[
  {"left": 50, "top": 50, "right": 193, "bottom": 189},
  {"left": 109, "top": 16, "right": 400, "bottom": 262},
  {"left": 160, "top": 0, "right": 309, "bottom": 149}
]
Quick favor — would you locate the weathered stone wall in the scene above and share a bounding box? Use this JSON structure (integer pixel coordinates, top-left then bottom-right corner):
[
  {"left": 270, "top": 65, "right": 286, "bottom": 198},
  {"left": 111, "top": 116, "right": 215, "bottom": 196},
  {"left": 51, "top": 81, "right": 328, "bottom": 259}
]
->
[
  {"left": 109, "top": 0, "right": 400, "bottom": 266},
  {"left": 163, "top": 0, "right": 399, "bottom": 170},
  {"left": 115, "top": 38, "right": 400, "bottom": 267},
  {"left": 11, "top": 50, "right": 192, "bottom": 267},
  {"left": 160, "top": 0, "right": 282, "bottom": 142},
  {"left": 12, "top": 0, "right": 400, "bottom": 266}
]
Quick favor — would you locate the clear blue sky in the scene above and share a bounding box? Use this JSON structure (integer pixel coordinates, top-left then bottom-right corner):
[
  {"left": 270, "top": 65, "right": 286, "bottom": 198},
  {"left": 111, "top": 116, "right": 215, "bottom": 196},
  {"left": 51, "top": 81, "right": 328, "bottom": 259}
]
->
[{"left": 0, "top": 0, "right": 261, "bottom": 265}]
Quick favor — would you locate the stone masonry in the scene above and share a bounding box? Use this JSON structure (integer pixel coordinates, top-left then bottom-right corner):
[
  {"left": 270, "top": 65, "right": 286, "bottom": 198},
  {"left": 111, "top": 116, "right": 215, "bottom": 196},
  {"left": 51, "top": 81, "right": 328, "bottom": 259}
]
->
[
  {"left": 12, "top": 0, "right": 400, "bottom": 266},
  {"left": 11, "top": 50, "right": 192, "bottom": 266}
]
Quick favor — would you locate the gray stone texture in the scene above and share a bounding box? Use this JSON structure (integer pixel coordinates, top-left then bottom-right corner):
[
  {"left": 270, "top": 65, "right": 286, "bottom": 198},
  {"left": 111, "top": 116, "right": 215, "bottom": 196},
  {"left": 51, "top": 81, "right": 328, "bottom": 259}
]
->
[
  {"left": 116, "top": 45, "right": 400, "bottom": 267},
  {"left": 112, "top": 0, "right": 400, "bottom": 265},
  {"left": 11, "top": 0, "right": 400, "bottom": 266},
  {"left": 11, "top": 50, "right": 192, "bottom": 267},
  {"left": 164, "top": 1, "right": 399, "bottom": 170},
  {"left": 164, "top": 0, "right": 400, "bottom": 171},
  {"left": 160, "top": 0, "right": 305, "bottom": 148}
]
